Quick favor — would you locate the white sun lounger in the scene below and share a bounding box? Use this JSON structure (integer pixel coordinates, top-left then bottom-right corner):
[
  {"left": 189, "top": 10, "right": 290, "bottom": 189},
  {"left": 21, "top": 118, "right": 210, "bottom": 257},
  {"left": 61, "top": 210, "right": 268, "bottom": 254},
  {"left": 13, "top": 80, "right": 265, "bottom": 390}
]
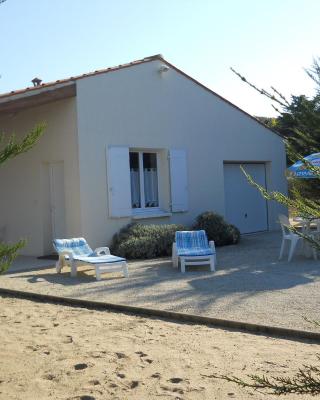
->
[
  {"left": 53, "top": 237, "right": 129, "bottom": 281},
  {"left": 172, "top": 230, "right": 216, "bottom": 273}
]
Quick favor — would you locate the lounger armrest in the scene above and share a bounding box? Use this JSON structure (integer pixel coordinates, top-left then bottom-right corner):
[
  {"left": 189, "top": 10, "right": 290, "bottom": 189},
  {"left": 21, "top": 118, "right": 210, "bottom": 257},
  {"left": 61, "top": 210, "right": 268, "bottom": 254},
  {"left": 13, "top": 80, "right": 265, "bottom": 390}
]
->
[
  {"left": 209, "top": 241, "right": 216, "bottom": 254},
  {"left": 56, "top": 250, "right": 74, "bottom": 271},
  {"left": 94, "top": 247, "right": 111, "bottom": 256},
  {"left": 60, "top": 250, "right": 74, "bottom": 260}
]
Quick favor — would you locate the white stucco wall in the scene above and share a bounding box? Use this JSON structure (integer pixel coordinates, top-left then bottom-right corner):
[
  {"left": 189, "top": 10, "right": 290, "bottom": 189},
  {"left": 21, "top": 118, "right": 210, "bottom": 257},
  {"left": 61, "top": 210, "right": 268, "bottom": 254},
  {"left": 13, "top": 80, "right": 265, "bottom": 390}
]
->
[
  {"left": 0, "top": 98, "right": 81, "bottom": 255},
  {"left": 76, "top": 60, "right": 287, "bottom": 248}
]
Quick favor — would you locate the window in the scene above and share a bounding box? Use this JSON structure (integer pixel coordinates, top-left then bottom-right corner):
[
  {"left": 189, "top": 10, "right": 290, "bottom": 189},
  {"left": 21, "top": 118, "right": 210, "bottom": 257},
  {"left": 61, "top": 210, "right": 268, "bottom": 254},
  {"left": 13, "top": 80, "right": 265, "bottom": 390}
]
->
[
  {"left": 129, "top": 151, "right": 159, "bottom": 209},
  {"left": 107, "top": 146, "right": 187, "bottom": 218}
]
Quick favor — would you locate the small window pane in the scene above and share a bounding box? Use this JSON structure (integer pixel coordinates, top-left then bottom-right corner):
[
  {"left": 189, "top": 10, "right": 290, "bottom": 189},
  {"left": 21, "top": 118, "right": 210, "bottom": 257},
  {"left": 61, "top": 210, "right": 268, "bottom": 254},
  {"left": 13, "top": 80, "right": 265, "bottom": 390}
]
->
[
  {"left": 143, "top": 153, "right": 159, "bottom": 207},
  {"left": 130, "top": 152, "right": 141, "bottom": 208}
]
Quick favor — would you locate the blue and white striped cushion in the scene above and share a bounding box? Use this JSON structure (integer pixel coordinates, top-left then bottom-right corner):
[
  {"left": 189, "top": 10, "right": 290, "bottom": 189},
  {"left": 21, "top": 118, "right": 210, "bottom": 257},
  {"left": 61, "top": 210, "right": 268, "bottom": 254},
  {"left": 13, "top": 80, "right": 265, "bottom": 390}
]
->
[
  {"left": 175, "top": 230, "right": 214, "bottom": 257},
  {"left": 53, "top": 238, "right": 94, "bottom": 257}
]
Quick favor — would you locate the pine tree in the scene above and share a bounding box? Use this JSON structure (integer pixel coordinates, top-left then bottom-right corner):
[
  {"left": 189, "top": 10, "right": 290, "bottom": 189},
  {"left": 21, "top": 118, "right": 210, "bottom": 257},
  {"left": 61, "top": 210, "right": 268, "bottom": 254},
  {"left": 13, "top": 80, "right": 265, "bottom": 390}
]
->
[{"left": 231, "top": 62, "right": 320, "bottom": 162}]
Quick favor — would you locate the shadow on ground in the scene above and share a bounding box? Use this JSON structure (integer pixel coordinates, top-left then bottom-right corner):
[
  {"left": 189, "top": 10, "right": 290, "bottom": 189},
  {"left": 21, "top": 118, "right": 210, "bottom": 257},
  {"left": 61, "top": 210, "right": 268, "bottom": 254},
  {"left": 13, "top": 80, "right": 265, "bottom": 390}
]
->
[{"left": 3, "top": 231, "right": 320, "bottom": 330}]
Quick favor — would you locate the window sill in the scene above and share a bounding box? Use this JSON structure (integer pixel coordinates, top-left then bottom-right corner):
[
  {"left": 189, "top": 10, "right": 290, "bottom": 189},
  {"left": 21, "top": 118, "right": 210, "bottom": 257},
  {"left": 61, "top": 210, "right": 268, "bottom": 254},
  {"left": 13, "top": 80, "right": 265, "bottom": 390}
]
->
[{"left": 132, "top": 211, "right": 172, "bottom": 220}]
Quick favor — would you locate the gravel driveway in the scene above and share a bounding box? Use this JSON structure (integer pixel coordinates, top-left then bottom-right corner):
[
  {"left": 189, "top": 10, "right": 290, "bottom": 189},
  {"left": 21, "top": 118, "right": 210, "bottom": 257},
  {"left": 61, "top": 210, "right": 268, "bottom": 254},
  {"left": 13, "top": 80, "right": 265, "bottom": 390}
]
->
[{"left": 2, "top": 231, "right": 320, "bottom": 331}]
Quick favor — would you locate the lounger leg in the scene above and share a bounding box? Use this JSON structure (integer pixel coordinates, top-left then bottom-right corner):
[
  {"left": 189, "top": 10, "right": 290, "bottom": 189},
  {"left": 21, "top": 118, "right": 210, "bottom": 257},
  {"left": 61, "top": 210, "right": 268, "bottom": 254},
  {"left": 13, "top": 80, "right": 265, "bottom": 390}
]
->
[
  {"left": 123, "top": 262, "right": 129, "bottom": 278},
  {"left": 209, "top": 256, "right": 215, "bottom": 272},
  {"left": 173, "top": 255, "right": 178, "bottom": 268},
  {"left": 172, "top": 244, "right": 178, "bottom": 267},
  {"left": 56, "top": 257, "right": 63, "bottom": 273},
  {"left": 209, "top": 241, "right": 217, "bottom": 266},
  {"left": 180, "top": 258, "right": 186, "bottom": 273},
  {"left": 95, "top": 266, "right": 101, "bottom": 281},
  {"left": 70, "top": 260, "right": 77, "bottom": 277}
]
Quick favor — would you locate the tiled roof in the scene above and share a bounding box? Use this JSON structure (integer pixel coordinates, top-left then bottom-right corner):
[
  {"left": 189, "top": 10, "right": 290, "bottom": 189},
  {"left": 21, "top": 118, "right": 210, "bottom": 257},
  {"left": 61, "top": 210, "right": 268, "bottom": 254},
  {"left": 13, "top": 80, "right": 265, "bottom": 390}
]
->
[{"left": 0, "top": 54, "right": 163, "bottom": 100}]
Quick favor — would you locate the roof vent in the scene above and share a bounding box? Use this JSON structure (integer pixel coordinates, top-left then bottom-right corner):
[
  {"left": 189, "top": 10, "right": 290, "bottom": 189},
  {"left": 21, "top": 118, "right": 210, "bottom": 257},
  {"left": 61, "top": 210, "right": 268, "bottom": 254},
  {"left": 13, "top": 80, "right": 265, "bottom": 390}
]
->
[{"left": 31, "top": 77, "right": 42, "bottom": 87}]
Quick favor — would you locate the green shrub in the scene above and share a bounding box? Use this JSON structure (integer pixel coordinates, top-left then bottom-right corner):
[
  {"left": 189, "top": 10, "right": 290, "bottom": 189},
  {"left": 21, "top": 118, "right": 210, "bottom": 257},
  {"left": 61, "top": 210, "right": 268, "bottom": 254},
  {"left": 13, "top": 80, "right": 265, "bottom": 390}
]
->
[
  {"left": 193, "top": 211, "right": 240, "bottom": 246},
  {"left": 111, "top": 213, "right": 240, "bottom": 259},
  {"left": 110, "top": 223, "right": 187, "bottom": 259}
]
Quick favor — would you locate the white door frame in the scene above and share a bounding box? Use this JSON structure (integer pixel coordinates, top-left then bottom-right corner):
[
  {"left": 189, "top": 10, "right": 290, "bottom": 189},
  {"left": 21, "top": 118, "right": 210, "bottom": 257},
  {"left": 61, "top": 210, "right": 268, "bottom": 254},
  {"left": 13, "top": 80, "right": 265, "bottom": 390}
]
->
[{"left": 49, "top": 162, "right": 66, "bottom": 240}]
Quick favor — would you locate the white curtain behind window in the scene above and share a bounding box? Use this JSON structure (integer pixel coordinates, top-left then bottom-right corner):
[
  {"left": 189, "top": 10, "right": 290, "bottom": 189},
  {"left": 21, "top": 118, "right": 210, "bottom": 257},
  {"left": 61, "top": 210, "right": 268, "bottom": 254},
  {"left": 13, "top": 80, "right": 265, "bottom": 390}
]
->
[
  {"left": 130, "top": 169, "right": 140, "bottom": 208},
  {"left": 144, "top": 168, "right": 158, "bottom": 207}
]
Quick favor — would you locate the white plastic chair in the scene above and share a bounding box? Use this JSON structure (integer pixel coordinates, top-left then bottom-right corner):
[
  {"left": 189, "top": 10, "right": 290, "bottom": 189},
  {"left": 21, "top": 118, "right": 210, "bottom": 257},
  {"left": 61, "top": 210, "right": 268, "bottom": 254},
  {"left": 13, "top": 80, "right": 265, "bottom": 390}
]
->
[
  {"left": 311, "top": 218, "right": 320, "bottom": 234},
  {"left": 291, "top": 216, "right": 319, "bottom": 260},
  {"left": 279, "top": 214, "right": 303, "bottom": 262}
]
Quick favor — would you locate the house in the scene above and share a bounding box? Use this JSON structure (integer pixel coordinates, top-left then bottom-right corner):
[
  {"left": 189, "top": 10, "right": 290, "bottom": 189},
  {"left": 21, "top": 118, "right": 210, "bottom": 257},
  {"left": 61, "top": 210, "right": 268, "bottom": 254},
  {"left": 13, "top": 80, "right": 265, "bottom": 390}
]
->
[{"left": 0, "top": 54, "right": 287, "bottom": 256}]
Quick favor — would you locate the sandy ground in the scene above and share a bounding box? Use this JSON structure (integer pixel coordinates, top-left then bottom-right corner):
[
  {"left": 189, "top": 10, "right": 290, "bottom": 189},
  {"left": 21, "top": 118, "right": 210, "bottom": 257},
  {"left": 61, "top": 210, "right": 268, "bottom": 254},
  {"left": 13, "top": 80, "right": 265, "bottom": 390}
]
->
[{"left": 0, "top": 296, "right": 318, "bottom": 400}]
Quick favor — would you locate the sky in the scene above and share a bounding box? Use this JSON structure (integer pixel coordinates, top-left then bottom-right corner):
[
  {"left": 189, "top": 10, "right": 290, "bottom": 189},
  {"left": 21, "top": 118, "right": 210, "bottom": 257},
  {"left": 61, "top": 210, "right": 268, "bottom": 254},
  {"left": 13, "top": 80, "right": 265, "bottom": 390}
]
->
[{"left": 0, "top": 0, "right": 319, "bottom": 117}]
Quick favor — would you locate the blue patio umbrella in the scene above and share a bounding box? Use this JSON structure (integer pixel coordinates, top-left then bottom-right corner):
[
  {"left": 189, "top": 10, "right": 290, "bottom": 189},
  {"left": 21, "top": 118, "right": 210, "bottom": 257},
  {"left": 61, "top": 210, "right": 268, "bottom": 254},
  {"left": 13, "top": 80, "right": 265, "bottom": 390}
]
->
[{"left": 288, "top": 152, "right": 320, "bottom": 178}]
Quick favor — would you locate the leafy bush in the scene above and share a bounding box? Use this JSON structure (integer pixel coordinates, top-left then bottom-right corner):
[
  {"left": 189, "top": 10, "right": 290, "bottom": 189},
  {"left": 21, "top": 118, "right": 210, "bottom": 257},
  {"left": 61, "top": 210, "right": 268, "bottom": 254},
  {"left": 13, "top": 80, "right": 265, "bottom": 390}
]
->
[
  {"left": 193, "top": 211, "right": 240, "bottom": 246},
  {"left": 111, "top": 213, "right": 240, "bottom": 259},
  {"left": 111, "top": 223, "right": 187, "bottom": 259}
]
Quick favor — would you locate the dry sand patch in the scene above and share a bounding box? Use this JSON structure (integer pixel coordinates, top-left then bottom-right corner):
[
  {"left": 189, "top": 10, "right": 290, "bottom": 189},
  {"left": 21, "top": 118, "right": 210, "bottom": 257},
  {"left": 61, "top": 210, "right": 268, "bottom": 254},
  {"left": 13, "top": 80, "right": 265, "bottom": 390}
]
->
[{"left": 0, "top": 295, "right": 318, "bottom": 399}]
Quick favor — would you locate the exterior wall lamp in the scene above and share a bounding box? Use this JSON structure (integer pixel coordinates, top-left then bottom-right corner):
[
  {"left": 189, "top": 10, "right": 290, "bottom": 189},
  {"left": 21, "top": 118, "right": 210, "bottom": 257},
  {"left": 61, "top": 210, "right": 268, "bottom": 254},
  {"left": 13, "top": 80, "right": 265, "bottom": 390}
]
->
[{"left": 158, "top": 65, "right": 170, "bottom": 74}]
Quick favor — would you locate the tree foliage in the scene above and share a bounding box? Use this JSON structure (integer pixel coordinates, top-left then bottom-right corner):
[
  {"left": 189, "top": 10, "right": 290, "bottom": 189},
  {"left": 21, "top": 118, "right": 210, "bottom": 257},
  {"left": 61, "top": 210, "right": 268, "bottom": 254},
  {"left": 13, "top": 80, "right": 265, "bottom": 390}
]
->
[
  {"left": 306, "top": 57, "right": 320, "bottom": 91},
  {"left": 231, "top": 64, "right": 320, "bottom": 162},
  {"left": 0, "top": 239, "right": 26, "bottom": 272},
  {"left": 232, "top": 61, "right": 320, "bottom": 202},
  {"left": 215, "top": 360, "right": 320, "bottom": 396},
  {"left": 275, "top": 94, "right": 320, "bottom": 158},
  {"left": 214, "top": 162, "right": 320, "bottom": 395},
  {"left": 242, "top": 165, "right": 320, "bottom": 251},
  {"left": 0, "top": 124, "right": 45, "bottom": 165},
  {"left": 214, "top": 60, "right": 320, "bottom": 396},
  {"left": 0, "top": 124, "right": 45, "bottom": 273}
]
